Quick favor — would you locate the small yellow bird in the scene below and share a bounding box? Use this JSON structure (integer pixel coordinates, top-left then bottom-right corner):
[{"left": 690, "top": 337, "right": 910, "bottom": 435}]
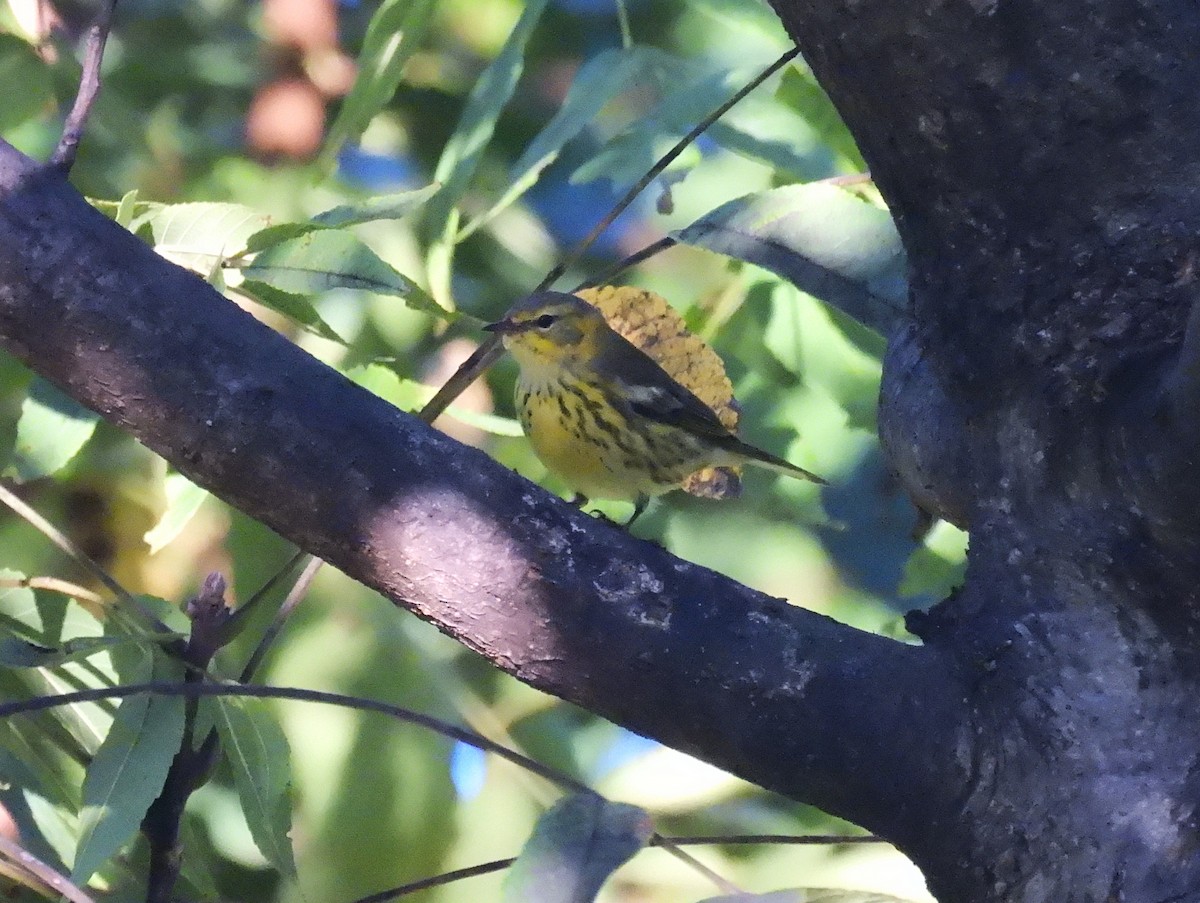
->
[{"left": 484, "top": 291, "right": 825, "bottom": 523}]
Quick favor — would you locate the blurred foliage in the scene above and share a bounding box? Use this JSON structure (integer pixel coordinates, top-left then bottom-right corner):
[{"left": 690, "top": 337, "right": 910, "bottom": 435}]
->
[{"left": 0, "top": 0, "right": 966, "bottom": 900}]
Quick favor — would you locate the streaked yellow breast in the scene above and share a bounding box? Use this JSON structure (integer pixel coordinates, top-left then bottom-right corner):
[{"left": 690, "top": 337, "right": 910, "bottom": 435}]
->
[{"left": 515, "top": 375, "right": 697, "bottom": 501}]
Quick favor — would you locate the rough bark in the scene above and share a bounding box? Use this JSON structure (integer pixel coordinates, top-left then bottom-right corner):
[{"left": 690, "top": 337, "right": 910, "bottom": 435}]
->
[
  {"left": 0, "top": 147, "right": 962, "bottom": 855},
  {"left": 768, "top": 0, "right": 1200, "bottom": 899}
]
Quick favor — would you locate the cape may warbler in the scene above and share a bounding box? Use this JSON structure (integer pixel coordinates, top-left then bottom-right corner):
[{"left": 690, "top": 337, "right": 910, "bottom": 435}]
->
[{"left": 484, "top": 291, "right": 825, "bottom": 522}]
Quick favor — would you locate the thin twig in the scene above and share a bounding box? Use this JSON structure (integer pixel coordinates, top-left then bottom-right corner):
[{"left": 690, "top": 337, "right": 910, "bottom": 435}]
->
[
  {"left": 240, "top": 554, "right": 323, "bottom": 681},
  {"left": 0, "top": 575, "right": 103, "bottom": 603},
  {"left": 212, "top": 547, "right": 308, "bottom": 651},
  {"left": 348, "top": 830, "right": 881, "bottom": 901},
  {"left": 534, "top": 46, "right": 801, "bottom": 294},
  {"left": 657, "top": 832, "right": 885, "bottom": 846},
  {"left": 0, "top": 681, "right": 596, "bottom": 795},
  {"left": 351, "top": 858, "right": 516, "bottom": 903},
  {"left": 416, "top": 335, "right": 506, "bottom": 423},
  {"left": 653, "top": 833, "right": 743, "bottom": 895},
  {"left": 0, "top": 834, "right": 98, "bottom": 903},
  {"left": 50, "top": 0, "right": 118, "bottom": 172},
  {"left": 573, "top": 236, "right": 679, "bottom": 291}
]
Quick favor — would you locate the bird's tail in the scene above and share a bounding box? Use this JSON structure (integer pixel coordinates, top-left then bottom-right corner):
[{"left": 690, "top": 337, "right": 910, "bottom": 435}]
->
[{"left": 733, "top": 439, "right": 827, "bottom": 485}]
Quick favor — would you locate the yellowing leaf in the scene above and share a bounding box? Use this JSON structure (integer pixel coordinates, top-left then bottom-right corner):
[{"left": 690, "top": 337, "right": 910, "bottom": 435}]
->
[{"left": 576, "top": 285, "right": 742, "bottom": 498}]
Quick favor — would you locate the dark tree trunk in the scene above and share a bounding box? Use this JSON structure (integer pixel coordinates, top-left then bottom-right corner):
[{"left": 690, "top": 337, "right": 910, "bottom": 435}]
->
[{"left": 766, "top": 0, "right": 1200, "bottom": 899}]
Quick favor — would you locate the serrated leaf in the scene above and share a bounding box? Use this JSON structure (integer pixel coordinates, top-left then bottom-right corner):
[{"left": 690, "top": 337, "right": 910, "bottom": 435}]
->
[
  {"left": 214, "top": 696, "right": 296, "bottom": 877},
  {"left": 5, "top": 378, "right": 99, "bottom": 483},
  {"left": 136, "top": 202, "right": 271, "bottom": 272},
  {"left": 501, "top": 794, "right": 652, "bottom": 903},
  {"left": 242, "top": 230, "right": 410, "bottom": 296},
  {"left": 144, "top": 472, "right": 209, "bottom": 554},
  {"left": 238, "top": 280, "right": 346, "bottom": 343},
  {"left": 0, "top": 35, "right": 52, "bottom": 132},
  {"left": 312, "top": 183, "right": 440, "bottom": 227},
  {"left": 243, "top": 222, "right": 327, "bottom": 254},
  {"left": 424, "top": 0, "right": 551, "bottom": 245},
  {"left": 320, "top": 0, "right": 437, "bottom": 167},
  {"left": 460, "top": 47, "right": 657, "bottom": 239},
  {"left": 243, "top": 185, "right": 440, "bottom": 254},
  {"left": 672, "top": 183, "right": 907, "bottom": 337},
  {"left": 72, "top": 659, "right": 186, "bottom": 884}
]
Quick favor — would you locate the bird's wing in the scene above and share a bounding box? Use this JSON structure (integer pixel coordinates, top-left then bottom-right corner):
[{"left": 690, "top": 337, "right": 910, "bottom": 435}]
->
[{"left": 598, "top": 339, "right": 734, "bottom": 440}]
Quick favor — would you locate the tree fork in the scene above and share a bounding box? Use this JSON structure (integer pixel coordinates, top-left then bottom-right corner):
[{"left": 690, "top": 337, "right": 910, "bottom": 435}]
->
[{"left": 0, "top": 146, "right": 962, "bottom": 863}]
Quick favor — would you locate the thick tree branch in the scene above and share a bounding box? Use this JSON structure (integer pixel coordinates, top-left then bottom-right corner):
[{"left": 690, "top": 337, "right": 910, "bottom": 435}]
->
[{"left": 0, "top": 143, "right": 965, "bottom": 844}]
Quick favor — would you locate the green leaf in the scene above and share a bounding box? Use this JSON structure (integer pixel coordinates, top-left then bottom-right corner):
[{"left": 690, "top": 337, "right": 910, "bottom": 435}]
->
[
  {"left": 144, "top": 472, "right": 209, "bottom": 554},
  {"left": 72, "top": 659, "right": 186, "bottom": 884},
  {"left": 424, "top": 0, "right": 551, "bottom": 244},
  {"left": 242, "top": 229, "right": 448, "bottom": 321},
  {"left": 243, "top": 185, "right": 439, "bottom": 253},
  {"left": 0, "top": 35, "right": 52, "bottom": 132},
  {"left": 706, "top": 99, "right": 834, "bottom": 180},
  {"left": 671, "top": 183, "right": 907, "bottom": 337},
  {"left": 460, "top": 47, "right": 658, "bottom": 239},
  {"left": 115, "top": 190, "right": 142, "bottom": 228},
  {"left": 320, "top": 0, "right": 437, "bottom": 168},
  {"left": 235, "top": 280, "right": 345, "bottom": 343},
  {"left": 243, "top": 222, "right": 327, "bottom": 254},
  {"left": 776, "top": 67, "right": 866, "bottom": 171},
  {"left": 5, "top": 378, "right": 99, "bottom": 482},
  {"left": 214, "top": 696, "right": 296, "bottom": 877},
  {"left": 88, "top": 195, "right": 163, "bottom": 225},
  {"left": 136, "top": 202, "right": 272, "bottom": 273},
  {"left": 0, "top": 635, "right": 127, "bottom": 668},
  {"left": 312, "top": 183, "right": 440, "bottom": 228},
  {"left": 568, "top": 51, "right": 834, "bottom": 186},
  {"left": 501, "top": 794, "right": 652, "bottom": 903},
  {"left": 687, "top": 0, "right": 793, "bottom": 40},
  {"left": 0, "top": 570, "right": 107, "bottom": 649},
  {"left": 899, "top": 521, "right": 968, "bottom": 600},
  {"left": 567, "top": 50, "right": 728, "bottom": 186},
  {"left": 242, "top": 230, "right": 411, "bottom": 297},
  {"left": 0, "top": 573, "right": 119, "bottom": 756}
]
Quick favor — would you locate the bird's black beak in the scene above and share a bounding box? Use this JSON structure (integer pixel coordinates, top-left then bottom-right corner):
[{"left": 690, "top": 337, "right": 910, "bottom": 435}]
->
[{"left": 483, "top": 318, "right": 518, "bottom": 335}]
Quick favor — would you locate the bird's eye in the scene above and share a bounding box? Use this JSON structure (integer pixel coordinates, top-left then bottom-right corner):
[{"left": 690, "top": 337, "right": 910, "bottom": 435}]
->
[{"left": 534, "top": 314, "right": 556, "bottom": 329}]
